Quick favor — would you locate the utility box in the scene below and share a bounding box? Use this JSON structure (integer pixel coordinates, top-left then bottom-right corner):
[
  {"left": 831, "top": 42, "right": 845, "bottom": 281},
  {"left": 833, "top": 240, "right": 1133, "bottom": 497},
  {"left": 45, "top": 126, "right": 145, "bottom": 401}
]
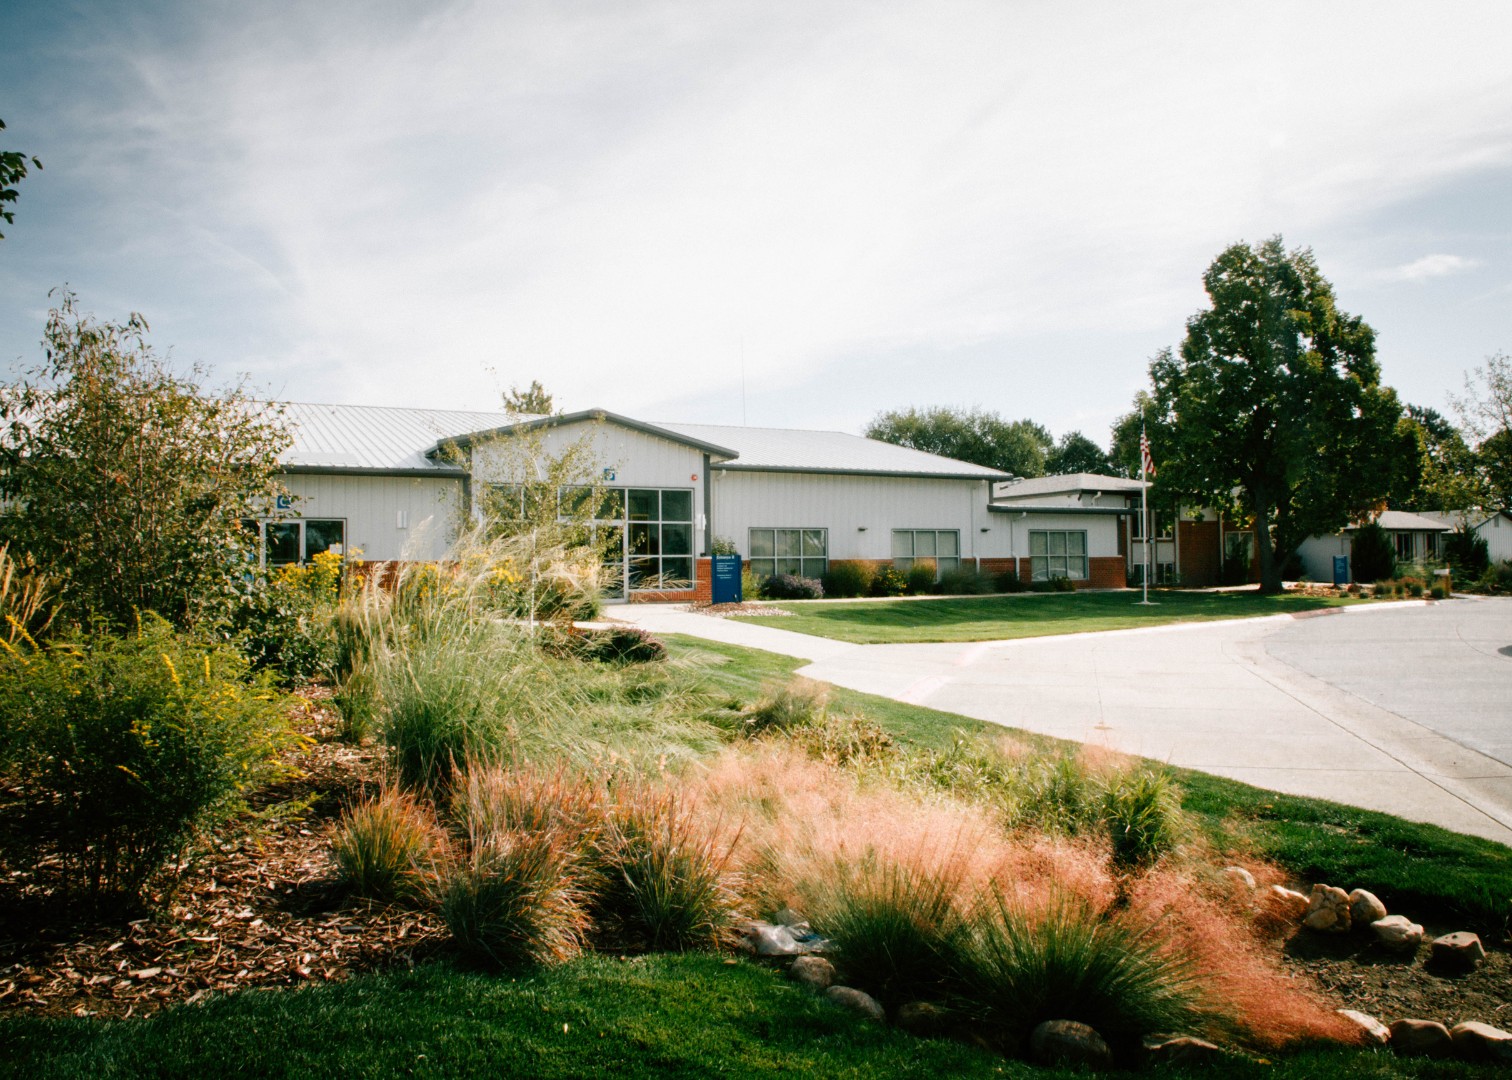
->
[
  {"left": 1333, "top": 555, "right": 1349, "bottom": 586},
  {"left": 711, "top": 555, "right": 743, "bottom": 604}
]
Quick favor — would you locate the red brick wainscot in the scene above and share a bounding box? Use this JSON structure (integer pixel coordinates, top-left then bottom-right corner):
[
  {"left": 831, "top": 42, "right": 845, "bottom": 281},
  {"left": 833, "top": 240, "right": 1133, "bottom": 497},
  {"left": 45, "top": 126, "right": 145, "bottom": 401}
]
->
[{"left": 629, "top": 557, "right": 713, "bottom": 603}]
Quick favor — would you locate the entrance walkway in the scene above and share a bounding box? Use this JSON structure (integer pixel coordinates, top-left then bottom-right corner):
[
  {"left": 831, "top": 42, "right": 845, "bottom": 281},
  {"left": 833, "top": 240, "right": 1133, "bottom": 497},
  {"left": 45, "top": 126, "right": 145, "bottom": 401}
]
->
[{"left": 611, "top": 600, "right": 1512, "bottom": 845}]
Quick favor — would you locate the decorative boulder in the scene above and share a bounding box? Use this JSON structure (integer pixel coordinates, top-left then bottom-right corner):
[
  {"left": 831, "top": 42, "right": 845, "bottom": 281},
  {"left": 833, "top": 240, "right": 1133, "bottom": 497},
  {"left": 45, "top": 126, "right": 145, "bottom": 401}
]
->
[
  {"left": 1337, "top": 1009, "right": 1391, "bottom": 1045},
  {"left": 1223, "top": 866, "right": 1256, "bottom": 890},
  {"left": 895, "top": 1001, "right": 950, "bottom": 1037},
  {"left": 1389, "top": 1019, "right": 1454, "bottom": 1058},
  {"left": 1267, "top": 885, "right": 1311, "bottom": 919},
  {"left": 1143, "top": 1036, "right": 1226, "bottom": 1066},
  {"left": 1430, "top": 931, "right": 1485, "bottom": 972},
  {"left": 1303, "top": 885, "right": 1352, "bottom": 933},
  {"left": 1348, "top": 888, "right": 1388, "bottom": 925},
  {"left": 787, "top": 955, "right": 834, "bottom": 991},
  {"left": 823, "top": 985, "right": 885, "bottom": 1022},
  {"left": 1030, "top": 1020, "right": 1114, "bottom": 1070},
  {"left": 1370, "top": 915, "right": 1423, "bottom": 954},
  {"left": 1450, "top": 1021, "right": 1512, "bottom": 1063}
]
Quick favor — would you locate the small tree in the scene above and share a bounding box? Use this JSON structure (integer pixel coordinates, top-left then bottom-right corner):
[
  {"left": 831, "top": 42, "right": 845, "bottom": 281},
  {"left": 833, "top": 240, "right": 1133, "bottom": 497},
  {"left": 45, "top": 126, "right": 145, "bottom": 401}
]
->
[
  {"left": 0, "top": 292, "right": 290, "bottom": 629},
  {"left": 502, "top": 380, "right": 555, "bottom": 416},
  {"left": 1350, "top": 523, "right": 1396, "bottom": 583},
  {"left": 1443, "top": 526, "right": 1490, "bottom": 577}
]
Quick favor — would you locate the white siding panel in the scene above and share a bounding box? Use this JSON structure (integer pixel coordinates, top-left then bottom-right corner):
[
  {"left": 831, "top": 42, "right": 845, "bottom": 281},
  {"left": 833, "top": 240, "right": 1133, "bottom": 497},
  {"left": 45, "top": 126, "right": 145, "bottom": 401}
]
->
[
  {"left": 713, "top": 472, "right": 993, "bottom": 561},
  {"left": 985, "top": 512, "right": 1121, "bottom": 563},
  {"left": 281, "top": 474, "right": 463, "bottom": 561}
]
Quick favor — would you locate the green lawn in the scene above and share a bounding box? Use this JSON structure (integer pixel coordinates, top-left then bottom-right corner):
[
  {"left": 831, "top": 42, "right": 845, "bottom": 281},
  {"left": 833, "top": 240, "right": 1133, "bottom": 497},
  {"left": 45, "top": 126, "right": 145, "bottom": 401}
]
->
[{"left": 732, "top": 590, "right": 1360, "bottom": 644}]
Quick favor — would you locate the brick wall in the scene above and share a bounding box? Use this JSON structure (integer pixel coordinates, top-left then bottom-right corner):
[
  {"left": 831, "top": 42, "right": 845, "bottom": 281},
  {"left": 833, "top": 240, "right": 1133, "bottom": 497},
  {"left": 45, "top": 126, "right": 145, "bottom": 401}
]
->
[
  {"left": 1086, "top": 556, "right": 1125, "bottom": 589},
  {"left": 1178, "top": 520, "right": 1221, "bottom": 586},
  {"left": 630, "top": 557, "right": 712, "bottom": 604}
]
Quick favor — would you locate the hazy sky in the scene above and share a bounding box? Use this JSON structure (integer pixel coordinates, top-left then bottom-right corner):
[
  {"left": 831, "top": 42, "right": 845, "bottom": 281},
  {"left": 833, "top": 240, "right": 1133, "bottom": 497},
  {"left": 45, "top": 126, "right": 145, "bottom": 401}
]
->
[{"left": 3, "top": 1, "right": 1509, "bottom": 446}]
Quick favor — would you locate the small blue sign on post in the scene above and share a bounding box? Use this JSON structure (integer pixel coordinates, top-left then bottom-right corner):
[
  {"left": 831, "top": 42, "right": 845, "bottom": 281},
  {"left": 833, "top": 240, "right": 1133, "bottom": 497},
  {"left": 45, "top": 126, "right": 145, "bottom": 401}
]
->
[
  {"left": 1333, "top": 555, "right": 1349, "bottom": 586},
  {"left": 710, "top": 555, "right": 743, "bottom": 604}
]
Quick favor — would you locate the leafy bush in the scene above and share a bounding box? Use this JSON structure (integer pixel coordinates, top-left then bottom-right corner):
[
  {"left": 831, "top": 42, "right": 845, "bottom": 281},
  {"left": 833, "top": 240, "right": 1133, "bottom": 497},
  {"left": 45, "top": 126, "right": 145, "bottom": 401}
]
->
[
  {"left": 578, "top": 626, "right": 668, "bottom": 664},
  {"left": 993, "top": 569, "right": 1026, "bottom": 593},
  {"left": 1350, "top": 522, "right": 1395, "bottom": 583},
  {"left": 759, "top": 574, "right": 823, "bottom": 600},
  {"left": 589, "top": 788, "right": 741, "bottom": 952},
  {"left": 332, "top": 787, "right": 444, "bottom": 902},
  {"left": 0, "top": 617, "right": 292, "bottom": 909},
  {"left": 958, "top": 894, "right": 1210, "bottom": 1054},
  {"left": 868, "top": 564, "right": 907, "bottom": 597},
  {"left": 0, "top": 292, "right": 290, "bottom": 631},
  {"left": 1444, "top": 527, "right": 1490, "bottom": 577},
  {"left": 740, "top": 565, "right": 761, "bottom": 602},
  {"left": 790, "top": 711, "right": 896, "bottom": 767},
  {"left": 821, "top": 561, "right": 873, "bottom": 599},
  {"left": 938, "top": 567, "right": 993, "bottom": 595},
  {"left": 904, "top": 560, "right": 937, "bottom": 595},
  {"left": 1030, "top": 575, "right": 1075, "bottom": 593},
  {"left": 1103, "top": 770, "right": 1184, "bottom": 875},
  {"left": 234, "top": 551, "right": 348, "bottom": 685},
  {"left": 1477, "top": 559, "right": 1512, "bottom": 594},
  {"left": 441, "top": 828, "right": 592, "bottom": 969}
]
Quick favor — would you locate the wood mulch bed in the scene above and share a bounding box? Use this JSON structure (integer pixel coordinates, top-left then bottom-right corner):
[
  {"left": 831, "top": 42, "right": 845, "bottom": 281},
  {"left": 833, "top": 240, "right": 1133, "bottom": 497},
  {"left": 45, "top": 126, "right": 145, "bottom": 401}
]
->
[{"left": 0, "top": 692, "right": 446, "bottom": 1019}]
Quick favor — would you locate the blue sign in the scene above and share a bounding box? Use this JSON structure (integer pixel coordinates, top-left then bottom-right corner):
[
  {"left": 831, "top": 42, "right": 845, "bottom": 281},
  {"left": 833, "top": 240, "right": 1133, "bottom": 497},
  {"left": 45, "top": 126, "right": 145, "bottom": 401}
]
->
[
  {"left": 711, "top": 555, "right": 743, "bottom": 604},
  {"left": 1333, "top": 555, "right": 1349, "bottom": 586},
  {"left": 602, "top": 468, "right": 617, "bottom": 482},
  {"left": 275, "top": 494, "right": 293, "bottom": 511}
]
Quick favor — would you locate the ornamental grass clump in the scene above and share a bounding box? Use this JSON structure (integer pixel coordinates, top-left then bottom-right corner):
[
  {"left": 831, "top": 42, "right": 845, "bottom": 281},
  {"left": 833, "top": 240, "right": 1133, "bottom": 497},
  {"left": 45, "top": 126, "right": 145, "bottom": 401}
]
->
[
  {"left": 1104, "top": 769, "right": 1185, "bottom": 875},
  {"left": 803, "top": 855, "right": 972, "bottom": 1006},
  {"left": 0, "top": 615, "right": 293, "bottom": 910},
  {"left": 958, "top": 893, "right": 1213, "bottom": 1056},
  {"left": 440, "top": 827, "right": 592, "bottom": 970},
  {"left": 332, "top": 786, "right": 445, "bottom": 903},
  {"left": 589, "top": 786, "right": 743, "bottom": 952},
  {"left": 739, "top": 678, "right": 829, "bottom": 738}
]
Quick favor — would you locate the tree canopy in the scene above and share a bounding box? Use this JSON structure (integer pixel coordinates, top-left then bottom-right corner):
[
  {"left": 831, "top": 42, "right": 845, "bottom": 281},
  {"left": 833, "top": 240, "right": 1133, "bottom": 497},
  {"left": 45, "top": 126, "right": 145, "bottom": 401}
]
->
[
  {"left": 1135, "top": 237, "right": 1416, "bottom": 593},
  {"left": 865, "top": 406, "right": 1052, "bottom": 477},
  {"left": 0, "top": 293, "right": 290, "bottom": 628},
  {"left": 0, "top": 118, "right": 42, "bottom": 242},
  {"left": 1045, "top": 430, "right": 1113, "bottom": 476},
  {"left": 1452, "top": 352, "right": 1512, "bottom": 510},
  {"left": 502, "top": 380, "right": 555, "bottom": 416}
]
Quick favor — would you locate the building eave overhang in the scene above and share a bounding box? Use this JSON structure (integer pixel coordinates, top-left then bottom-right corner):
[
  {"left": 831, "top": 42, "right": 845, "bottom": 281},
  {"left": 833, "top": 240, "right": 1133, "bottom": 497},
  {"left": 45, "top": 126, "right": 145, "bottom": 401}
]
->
[
  {"left": 430, "top": 409, "right": 740, "bottom": 462},
  {"left": 988, "top": 504, "right": 1136, "bottom": 516},
  {"left": 716, "top": 464, "right": 1008, "bottom": 482},
  {"left": 281, "top": 464, "right": 469, "bottom": 479}
]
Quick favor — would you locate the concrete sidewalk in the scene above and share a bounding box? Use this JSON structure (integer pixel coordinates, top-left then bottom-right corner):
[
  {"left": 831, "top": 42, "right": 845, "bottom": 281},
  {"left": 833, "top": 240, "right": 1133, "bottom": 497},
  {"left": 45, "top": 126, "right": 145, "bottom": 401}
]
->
[{"left": 610, "top": 601, "right": 1512, "bottom": 846}]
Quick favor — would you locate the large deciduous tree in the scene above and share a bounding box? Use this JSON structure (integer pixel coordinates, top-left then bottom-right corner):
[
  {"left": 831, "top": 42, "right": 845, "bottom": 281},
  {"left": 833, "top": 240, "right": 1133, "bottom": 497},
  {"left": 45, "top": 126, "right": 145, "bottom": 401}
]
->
[
  {"left": 1045, "top": 430, "right": 1113, "bottom": 476},
  {"left": 0, "top": 292, "right": 291, "bottom": 629},
  {"left": 865, "top": 406, "right": 1052, "bottom": 478},
  {"left": 1452, "top": 352, "right": 1512, "bottom": 511},
  {"left": 1143, "top": 238, "right": 1415, "bottom": 594}
]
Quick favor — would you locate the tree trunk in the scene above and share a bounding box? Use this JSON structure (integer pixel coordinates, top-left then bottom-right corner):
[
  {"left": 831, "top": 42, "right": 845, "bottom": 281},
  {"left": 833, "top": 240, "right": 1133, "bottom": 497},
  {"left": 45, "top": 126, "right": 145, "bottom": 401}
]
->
[{"left": 1251, "top": 487, "right": 1284, "bottom": 594}]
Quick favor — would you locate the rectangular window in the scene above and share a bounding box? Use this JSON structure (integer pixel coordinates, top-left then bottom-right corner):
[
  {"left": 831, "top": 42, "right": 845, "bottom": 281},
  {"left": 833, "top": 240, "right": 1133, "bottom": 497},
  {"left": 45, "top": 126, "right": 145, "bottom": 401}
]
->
[
  {"left": 1393, "top": 532, "right": 1415, "bottom": 561},
  {"left": 625, "top": 488, "right": 695, "bottom": 591},
  {"left": 892, "top": 530, "right": 960, "bottom": 577},
  {"left": 255, "top": 519, "right": 346, "bottom": 567},
  {"left": 748, "top": 528, "right": 828, "bottom": 580},
  {"left": 1130, "top": 509, "right": 1173, "bottom": 541},
  {"left": 1424, "top": 532, "right": 1439, "bottom": 559},
  {"left": 1029, "top": 530, "right": 1088, "bottom": 581}
]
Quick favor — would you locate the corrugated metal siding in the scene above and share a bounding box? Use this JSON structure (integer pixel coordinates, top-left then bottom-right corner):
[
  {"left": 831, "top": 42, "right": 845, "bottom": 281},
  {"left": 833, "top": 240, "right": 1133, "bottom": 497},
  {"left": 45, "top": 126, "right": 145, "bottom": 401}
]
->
[{"left": 280, "top": 474, "right": 463, "bottom": 561}]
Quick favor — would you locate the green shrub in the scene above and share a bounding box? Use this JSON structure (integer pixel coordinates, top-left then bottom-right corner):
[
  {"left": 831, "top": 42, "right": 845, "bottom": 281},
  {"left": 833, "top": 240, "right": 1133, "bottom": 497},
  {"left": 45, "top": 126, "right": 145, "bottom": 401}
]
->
[
  {"left": 332, "top": 787, "right": 443, "bottom": 902},
  {"left": 1443, "top": 527, "right": 1490, "bottom": 577},
  {"left": 791, "top": 711, "right": 896, "bottom": 767},
  {"left": 868, "top": 564, "right": 907, "bottom": 597},
  {"left": 821, "top": 561, "right": 873, "bottom": 599},
  {"left": 0, "top": 616, "right": 293, "bottom": 909},
  {"left": 740, "top": 566, "right": 761, "bottom": 601},
  {"left": 233, "top": 565, "right": 340, "bottom": 686},
  {"left": 441, "top": 829, "right": 592, "bottom": 969},
  {"left": 1477, "top": 559, "right": 1512, "bottom": 594},
  {"left": 938, "top": 567, "right": 993, "bottom": 595},
  {"left": 806, "top": 858, "right": 971, "bottom": 1005},
  {"left": 958, "top": 894, "right": 1211, "bottom": 1054},
  {"left": 1350, "top": 522, "right": 1395, "bottom": 583},
  {"left": 759, "top": 574, "right": 823, "bottom": 600},
  {"left": 589, "top": 788, "right": 740, "bottom": 952},
  {"left": 904, "top": 560, "right": 937, "bottom": 595},
  {"left": 1103, "top": 770, "right": 1184, "bottom": 875},
  {"left": 333, "top": 660, "right": 381, "bottom": 742},
  {"left": 993, "top": 569, "right": 1026, "bottom": 592}
]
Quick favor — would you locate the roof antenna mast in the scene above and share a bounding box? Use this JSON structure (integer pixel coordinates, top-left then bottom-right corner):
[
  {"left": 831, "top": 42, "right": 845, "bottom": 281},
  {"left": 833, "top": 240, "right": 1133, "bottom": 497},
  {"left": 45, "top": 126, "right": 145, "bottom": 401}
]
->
[{"left": 741, "top": 335, "right": 747, "bottom": 426}]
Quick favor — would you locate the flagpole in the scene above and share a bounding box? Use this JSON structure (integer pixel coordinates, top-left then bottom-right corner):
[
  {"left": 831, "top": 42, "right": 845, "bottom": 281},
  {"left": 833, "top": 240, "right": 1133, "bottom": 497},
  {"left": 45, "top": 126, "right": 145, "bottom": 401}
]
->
[{"left": 1137, "top": 423, "right": 1158, "bottom": 606}]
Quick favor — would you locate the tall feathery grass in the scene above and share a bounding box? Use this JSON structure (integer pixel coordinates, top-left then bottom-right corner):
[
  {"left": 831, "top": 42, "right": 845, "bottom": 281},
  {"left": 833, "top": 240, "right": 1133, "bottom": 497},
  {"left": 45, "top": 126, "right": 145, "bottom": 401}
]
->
[{"left": 331, "top": 785, "right": 445, "bottom": 903}]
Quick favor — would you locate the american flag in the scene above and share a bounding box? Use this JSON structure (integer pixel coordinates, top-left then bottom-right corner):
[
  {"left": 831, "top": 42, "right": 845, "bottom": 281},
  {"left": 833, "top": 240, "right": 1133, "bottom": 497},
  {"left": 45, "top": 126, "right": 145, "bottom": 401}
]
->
[{"left": 1140, "top": 427, "right": 1157, "bottom": 478}]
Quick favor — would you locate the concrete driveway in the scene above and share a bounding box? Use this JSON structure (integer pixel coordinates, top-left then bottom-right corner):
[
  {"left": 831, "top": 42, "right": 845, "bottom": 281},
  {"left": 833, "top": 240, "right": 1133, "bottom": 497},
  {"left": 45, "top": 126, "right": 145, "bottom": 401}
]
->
[{"left": 612, "top": 598, "right": 1512, "bottom": 845}]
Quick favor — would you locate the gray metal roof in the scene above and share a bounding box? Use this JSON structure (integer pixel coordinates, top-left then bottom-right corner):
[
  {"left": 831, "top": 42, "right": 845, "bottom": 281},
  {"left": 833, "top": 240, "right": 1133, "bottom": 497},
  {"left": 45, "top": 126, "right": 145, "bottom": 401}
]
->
[
  {"left": 441, "top": 409, "right": 740, "bottom": 461},
  {"left": 277, "top": 402, "right": 516, "bottom": 473},
  {"left": 1362, "top": 510, "right": 1454, "bottom": 533},
  {"left": 656, "top": 421, "right": 1009, "bottom": 480},
  {"left": 274, "top": 402, "right": 1007, "bottom": 481}
]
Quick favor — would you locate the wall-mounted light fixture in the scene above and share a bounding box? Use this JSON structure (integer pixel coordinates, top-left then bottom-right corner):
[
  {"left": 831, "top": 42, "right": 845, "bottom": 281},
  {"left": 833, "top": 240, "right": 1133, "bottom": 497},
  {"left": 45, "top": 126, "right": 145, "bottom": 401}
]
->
[
  {"left": 857, "top": 526, "right": 868, "bottom": 532},
  {"left": 980, "top": 527, "right": 990, "bottom": 532}
]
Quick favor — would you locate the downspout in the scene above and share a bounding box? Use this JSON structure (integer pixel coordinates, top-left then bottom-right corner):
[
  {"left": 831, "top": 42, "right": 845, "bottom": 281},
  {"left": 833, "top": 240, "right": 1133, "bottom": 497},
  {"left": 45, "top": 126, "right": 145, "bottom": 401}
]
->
[{"left": 702, "top": 454, "right": 713, "bottom": 554}]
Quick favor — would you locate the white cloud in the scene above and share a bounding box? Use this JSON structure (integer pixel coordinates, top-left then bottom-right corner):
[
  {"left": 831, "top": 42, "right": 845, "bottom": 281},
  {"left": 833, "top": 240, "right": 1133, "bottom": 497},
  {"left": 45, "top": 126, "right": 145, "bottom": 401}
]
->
[{"left": 1389, "top": 254, "right": 1483, "bottom": 283}]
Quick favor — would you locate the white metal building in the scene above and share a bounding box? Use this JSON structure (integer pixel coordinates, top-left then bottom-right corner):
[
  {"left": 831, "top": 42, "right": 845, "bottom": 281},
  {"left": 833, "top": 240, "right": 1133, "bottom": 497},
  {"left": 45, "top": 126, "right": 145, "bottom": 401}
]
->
[{"left": 265, "top": 402, "right": 1138, "bottom": 600}]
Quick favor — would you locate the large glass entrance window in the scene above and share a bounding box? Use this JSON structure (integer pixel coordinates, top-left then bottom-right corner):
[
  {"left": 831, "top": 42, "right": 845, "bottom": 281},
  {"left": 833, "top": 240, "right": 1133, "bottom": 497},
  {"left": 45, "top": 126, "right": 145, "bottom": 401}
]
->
[
  {"left": 245, "top": 519, "right": 346, "bottom": 567},
  {"left": 627, "top": 488, "right": 694, "bottom": 590}
]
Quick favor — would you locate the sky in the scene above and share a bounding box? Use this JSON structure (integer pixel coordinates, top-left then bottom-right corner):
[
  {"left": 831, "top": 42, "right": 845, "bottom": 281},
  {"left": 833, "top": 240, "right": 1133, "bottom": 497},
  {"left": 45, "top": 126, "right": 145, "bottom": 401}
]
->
[{"left": 2, "top": 0, "right": 1510, "bottom": 447}]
